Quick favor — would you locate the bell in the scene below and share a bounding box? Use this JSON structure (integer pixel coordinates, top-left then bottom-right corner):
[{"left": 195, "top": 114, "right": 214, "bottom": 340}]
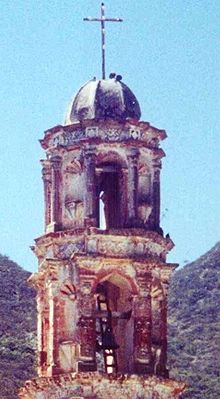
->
[{"left": 100, "top": 327, "right": 119, "bottom": 350}]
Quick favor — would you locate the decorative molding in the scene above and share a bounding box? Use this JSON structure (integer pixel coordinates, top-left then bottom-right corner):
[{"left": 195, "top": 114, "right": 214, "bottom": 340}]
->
[
  {"left": 58, "top": 240, "right": 85, "bottom": 259},
  {"left": 46, "top": 125, "right": 162, "bottom": 148},
  {"left": 87, "top": 234, "right": 167, "bottom": 260},
  {"left": 19, "top": 372, "right": 185, "bottom": 399},
  {"left": 33, "top": 230, "right": 175, "bottom": 262}
]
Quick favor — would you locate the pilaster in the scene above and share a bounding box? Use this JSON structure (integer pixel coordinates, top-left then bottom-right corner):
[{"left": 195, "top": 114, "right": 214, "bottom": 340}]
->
[
  {"left": 83, "top": 146, "right": 97, "bottom": 227},
  {"left": 41, "top": 160, "right": 52, "bottom": 230},
  {"left": 47, "top": 280, "right": 60, "bottom": 376},
  {"left": 77, "top": 276, "right": 97, "bottom": 371},
  {"left": 50, "top": 155, "right": 62, "bottom": 231},
  {"left": 127, "top": 147, "right": 139, "bottom": 226},
  {"left": 157, "top": 280, "right": 170, "bottom": 377},
  {"left": 157, "top": 295, "right": 169, "bottom": 377},
  {"left": 149, "top": 158, "right": 161, "bottom": 232},
  {"left": 133, "top": 271, "right": 153, "bottom": 374}
]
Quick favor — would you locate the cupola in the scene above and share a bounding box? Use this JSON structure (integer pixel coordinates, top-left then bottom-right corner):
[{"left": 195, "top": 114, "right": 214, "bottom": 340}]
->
[{"left": 65, "top": 73, "right": 141, "bottom": 124}]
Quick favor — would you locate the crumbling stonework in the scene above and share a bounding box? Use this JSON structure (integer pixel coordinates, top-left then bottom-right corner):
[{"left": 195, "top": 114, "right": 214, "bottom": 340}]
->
[
  {"left": 19, "top": 78, "right": 185, "bottom": 398},
  {"left": 19, "top": 372, "right": 185, "bottom": 399}
]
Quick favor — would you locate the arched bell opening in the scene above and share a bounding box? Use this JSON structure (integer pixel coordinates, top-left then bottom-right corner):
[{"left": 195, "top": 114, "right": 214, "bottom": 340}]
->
[
  {"left": 94, "top": 274, "right": 134, "bottom": 374},
  {"left": 99, "top": 191, "right": 107, "bottom": 229},
  {"left": 96, "top": 162, "right": 124, "bottom": 229},
  {"left": 151, "top": 276, "right": 168, "bottom": 377}
]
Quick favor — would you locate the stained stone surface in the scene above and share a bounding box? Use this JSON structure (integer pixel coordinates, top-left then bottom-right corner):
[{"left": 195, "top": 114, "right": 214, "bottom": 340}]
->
[
  {"left": 19, "top": 85, "right": 185, "bottom": 399},
  {"left": 65, "top": 76, "right": 141, "bottom": 124},
  {"left": 19, "top": 373, "right": 185, "bottom": 399}
]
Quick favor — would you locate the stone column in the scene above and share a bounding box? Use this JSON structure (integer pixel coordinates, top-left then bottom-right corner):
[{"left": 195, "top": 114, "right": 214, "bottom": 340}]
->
[
  {"left": 83, "top": 146, "right": 97, "bottom": 227},
  {"left": 77, "top": 279, "right": 96, "bottom": 371},
  {"left": 151, "top": 158, "right": 161, "bottom": 232},
  {"left": 47, "top": 281, "right": 60, "bottom": 376},
  {"left": 133, "top": 272, "right": 153, "bottom": 374},
  {"left": 127, "top": 148, "right": 139, "bottom": 226},
  {"left": 157, "top": 281, "right": 169, "bottom": 377},
  {"left": 41, "top": 161, "right": 52, "bottom": 230},
  {"left": 37, "top": 291, "right": 45, "bottom": 376},
  {"left": 50, "top": 155, "right": 62, "bottom": 231}
]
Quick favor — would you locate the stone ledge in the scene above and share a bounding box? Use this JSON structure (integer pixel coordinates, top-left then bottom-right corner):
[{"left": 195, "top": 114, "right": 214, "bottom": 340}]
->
[
  {"left": 19, "top": 372, "right": 185, "bottom": 399},
  {"left": 33, "top": 229, "right": 174, "bottom": 262},
  {"left": 40, "top": 119, "right": 166, "bottom": 151}
]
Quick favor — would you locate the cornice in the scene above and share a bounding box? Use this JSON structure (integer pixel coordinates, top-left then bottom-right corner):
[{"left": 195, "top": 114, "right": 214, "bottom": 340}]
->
[
  {"left": 40, "top": 119, "right": 166, "bottom": 151},
  {"left": 32, "top": 228, "right": 174, "bottom": 263}
]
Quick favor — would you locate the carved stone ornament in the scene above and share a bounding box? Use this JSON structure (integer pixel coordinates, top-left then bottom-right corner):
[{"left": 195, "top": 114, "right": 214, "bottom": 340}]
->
[
  {"left": 87, "top": 235, "right": 165, "bottom": 260},
  {"left": 134, "top": 318, "right": 151, "bottom": 348},
  {"left": 86, "top": 126, "right": 99, "bottom": 138},
  {"left": 58, "top": 241, "right": 85, "bottom": 259},
  {"left": 65, "top": 198, "right": 77, "bottom": 220},
  {"left": 48, "top": 125, "right": 159, "bottom": 148},
  {"left": 138, "top": 163, "right": 150, "bottom": 176},
  {"left": 78, "top": 290, "right": 94, "bottom": 317},
  {"left": 60, "top": 281, "right": 77, "bottom": 301},
  {"left": 47, "top": 262, "right": 59, "bottom": 281},
  {"left": 77, "top": 317, "right": 95, "bottom": 358},
  {"left": 129, "top": 127, "right": 142, "bottom": 140},
  {"left": 80, "top": 281, "right": 92, "bottom": 295},
  {"left": 102, "top": 128, "right": 121, "bottom": 141},
  {"left": 65, "top": 158, "right": 83, "bottom": 174}
]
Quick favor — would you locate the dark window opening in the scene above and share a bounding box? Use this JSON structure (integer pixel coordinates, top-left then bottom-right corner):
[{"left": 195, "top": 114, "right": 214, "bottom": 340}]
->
[
  {"left": 97, "top": 164, "right": 121, "bottom": 229},
  {"left": 99, "top": 191, "right": 106, "bottom": 229}
]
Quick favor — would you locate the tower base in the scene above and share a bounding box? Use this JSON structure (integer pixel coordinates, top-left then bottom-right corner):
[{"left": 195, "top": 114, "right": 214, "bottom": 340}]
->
[{"left": 19, "top": 372, "right": 185, "bottom": 399}]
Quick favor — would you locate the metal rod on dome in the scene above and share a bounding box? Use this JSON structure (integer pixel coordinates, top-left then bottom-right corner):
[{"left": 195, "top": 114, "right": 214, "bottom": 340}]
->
[
  {"left": 101, "top": 3, "right": 105, "bottom": 79},
  {"left": 83, "top": 3, "right": 123, "bottom": 80}
]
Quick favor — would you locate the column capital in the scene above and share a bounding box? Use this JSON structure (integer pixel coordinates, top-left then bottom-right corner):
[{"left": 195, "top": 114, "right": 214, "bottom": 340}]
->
[
  {"left": 152, "top": 158, "right": 162, "bottom": 170},
  {"left": 42, "top": 167, "right": 51, "bottom": 181},
  {"left": 127, "top": 147, "right": 140, "bottom": 160},
  {"left": 161, "top": 281, "right": 170, "bottom": 299},
  {"left": 83, "top": 145, "right": 97, "bottom": 159},
  {"left": 41, "top": 160, "right": 51, "bottom": 180},
  {"left": 50, "top": 155, "right": 62, "bottom": 170}
]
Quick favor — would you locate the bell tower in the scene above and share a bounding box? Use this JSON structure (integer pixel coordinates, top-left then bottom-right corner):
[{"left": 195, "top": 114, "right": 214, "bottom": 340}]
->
[{"left": 19, "top": 5, "right": 185, "bottom": 399}]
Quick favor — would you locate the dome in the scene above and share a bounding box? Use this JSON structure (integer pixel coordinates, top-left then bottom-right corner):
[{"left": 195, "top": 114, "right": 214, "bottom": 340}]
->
[{"left": 64, "top": 74, "right": 141, "bottom": 124}]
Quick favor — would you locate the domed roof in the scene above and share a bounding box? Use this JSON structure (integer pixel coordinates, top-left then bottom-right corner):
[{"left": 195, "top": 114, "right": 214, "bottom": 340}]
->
[{"left": 64, "top": 73, "right": 141, "bottom": 125}]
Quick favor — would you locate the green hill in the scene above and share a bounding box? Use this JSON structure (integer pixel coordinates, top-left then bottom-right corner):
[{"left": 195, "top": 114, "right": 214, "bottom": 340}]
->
[
  {"left": 0, "top": 255, "right": 37, "bottom": 399},
  {"left": 168, "top": 242, "right": 220, "bottom": 399}
]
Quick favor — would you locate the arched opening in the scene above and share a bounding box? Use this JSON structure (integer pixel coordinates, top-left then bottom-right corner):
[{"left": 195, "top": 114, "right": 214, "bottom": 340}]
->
[
  {"left": 97, "top": 163, "right": 122, "bottom": 229},
  {"left": 95, "top": 275, "right": 134, "bottom": 374},
  {"left": 99, "top": 191, "right": 107, "bottom": 229}
]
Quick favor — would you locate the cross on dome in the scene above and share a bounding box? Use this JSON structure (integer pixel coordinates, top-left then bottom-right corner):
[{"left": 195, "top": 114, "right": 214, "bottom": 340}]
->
[{"left": 83, "top": 3, "right": 123, "bottom": 79}]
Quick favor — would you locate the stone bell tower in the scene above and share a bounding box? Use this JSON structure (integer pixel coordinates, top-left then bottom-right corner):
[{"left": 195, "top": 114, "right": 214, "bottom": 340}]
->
[
  {"left": 19, "top": 4, "right": 185, "bottom": 395},
  {"left": 19, "top": 72, "right": 185, "bottom": 399}
]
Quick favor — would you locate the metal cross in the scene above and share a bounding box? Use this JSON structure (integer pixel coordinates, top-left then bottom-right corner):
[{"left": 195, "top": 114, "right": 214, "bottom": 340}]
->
[{"left": 84, "top": 3, "right": 123, "bottom": 80}]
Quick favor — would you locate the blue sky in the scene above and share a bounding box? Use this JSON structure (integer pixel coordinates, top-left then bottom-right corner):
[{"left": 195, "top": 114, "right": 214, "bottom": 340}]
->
[{"left": 1, "top": 0, "right": 219, "bottom": 272}]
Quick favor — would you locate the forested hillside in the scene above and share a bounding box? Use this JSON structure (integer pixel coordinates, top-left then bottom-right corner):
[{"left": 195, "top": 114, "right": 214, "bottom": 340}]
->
[
  {"left": 0, "top": 255, "right": 37, "bottom": 399},
  {"left": 168, "top": 242, "right": 220, "bottom": 399}
]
